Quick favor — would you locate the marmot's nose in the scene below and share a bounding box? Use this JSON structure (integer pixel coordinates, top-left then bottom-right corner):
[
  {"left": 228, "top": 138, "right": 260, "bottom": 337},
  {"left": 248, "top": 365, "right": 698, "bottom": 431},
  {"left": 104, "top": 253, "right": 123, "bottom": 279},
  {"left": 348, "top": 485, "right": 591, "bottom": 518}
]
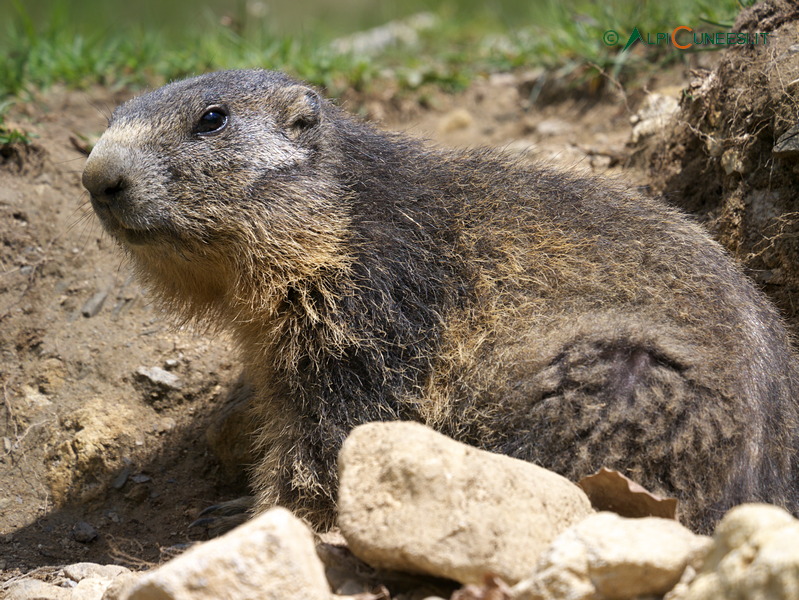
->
[{"left": 82, "top": 159, "right": 129, "bottom": 204}]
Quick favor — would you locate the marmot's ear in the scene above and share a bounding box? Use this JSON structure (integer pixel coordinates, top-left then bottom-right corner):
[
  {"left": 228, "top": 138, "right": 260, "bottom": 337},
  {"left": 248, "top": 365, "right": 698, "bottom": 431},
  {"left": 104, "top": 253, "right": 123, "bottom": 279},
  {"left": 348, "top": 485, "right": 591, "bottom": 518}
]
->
[{"left": 282, "top": 86, "right": 322, "bottom": 137}]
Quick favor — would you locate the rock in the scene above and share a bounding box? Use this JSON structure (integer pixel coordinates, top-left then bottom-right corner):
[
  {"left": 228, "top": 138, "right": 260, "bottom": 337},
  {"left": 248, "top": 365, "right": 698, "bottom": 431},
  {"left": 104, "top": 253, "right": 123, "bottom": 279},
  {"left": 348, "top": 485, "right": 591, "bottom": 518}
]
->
[
  {"left": 71, "top": 577, "right": 117, "bottom": 600},
  {"left": 81, "top": 289, "right": 108, "bottom": 318},
  {"left": 23, "top": 384, "right": 52, "bottom": 407},
  {"left": 502, "top": 140, "right": 537, "bottom": 158},
  {"left": 773, "top": 123, "right": 799, "bottom": 158},
  {"left": 115, "top": 507, "right": 330, "bottom": 600},
  {"left": 534, "top": 118, "right": 572, "bottom": 137},
  {"left": 438, "top": 108, "right": 474, "bottom": 134},
  {"left": 63, "top": 562, "right": 131, "bottom": 582},
  {"left": 102, "top": 572, "right": 143, "bottom": 600},
  {"left": 153, "top": 417, "right": 177, "bottom": 434},
  {"left": 721, "top": 148, "right": 748, "bottom": 175},
  {"left": 134, "top": 366, "right": 182, "bottom": 391},
  {"left": 337, "top": 421, "right": 594, "bottom": 585},
  {"left": 666, "top": 503, "right": 799, "bottom": 600},
  {"left": 513, "top": 512, "right": 711, "bottom": 600},
  {"left": 5, "top": 574, "right": 121, "bottom": 600},
  {"left": 630, "top": 93, "right": 679, "bottom": 144},
  {"left": 133, "top": 366, "right": 183, "bottom": 407},
  {"left": 100, "top": 573, "right": 143, "bottom": 600},
  {"left": 72, "top": 520, "right": 98, "bottom": 543},
  {"left": 111, "top": 466, "right": 132, "bottom": 489},
  {"left": 5, "top": 579, "right": 72, "bottom": 600}
]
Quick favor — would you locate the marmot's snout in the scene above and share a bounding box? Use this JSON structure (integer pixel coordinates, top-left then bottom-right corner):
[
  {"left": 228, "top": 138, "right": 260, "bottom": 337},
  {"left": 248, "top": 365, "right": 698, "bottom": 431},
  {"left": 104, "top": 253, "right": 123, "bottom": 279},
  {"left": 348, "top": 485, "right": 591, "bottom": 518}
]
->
[
  {"left": 83, "top": 136, "right": 170, "bottom": 245},
  {"left": 83, "top": 145, "right": 129, "bottom": 204}
]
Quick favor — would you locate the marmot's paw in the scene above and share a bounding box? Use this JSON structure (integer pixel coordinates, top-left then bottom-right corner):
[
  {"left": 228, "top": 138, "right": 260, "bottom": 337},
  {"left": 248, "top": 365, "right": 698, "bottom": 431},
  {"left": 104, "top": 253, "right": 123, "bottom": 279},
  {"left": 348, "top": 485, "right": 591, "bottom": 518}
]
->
[{"left": 189, "top": 495, "right": 254, "bottom": 537}]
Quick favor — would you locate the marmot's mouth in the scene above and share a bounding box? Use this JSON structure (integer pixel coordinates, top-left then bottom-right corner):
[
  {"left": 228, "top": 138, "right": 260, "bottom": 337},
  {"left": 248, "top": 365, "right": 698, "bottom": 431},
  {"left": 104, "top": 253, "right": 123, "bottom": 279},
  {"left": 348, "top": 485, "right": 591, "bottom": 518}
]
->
[{"left": 92, "top": 200, "right": 158, "bottom": 246}]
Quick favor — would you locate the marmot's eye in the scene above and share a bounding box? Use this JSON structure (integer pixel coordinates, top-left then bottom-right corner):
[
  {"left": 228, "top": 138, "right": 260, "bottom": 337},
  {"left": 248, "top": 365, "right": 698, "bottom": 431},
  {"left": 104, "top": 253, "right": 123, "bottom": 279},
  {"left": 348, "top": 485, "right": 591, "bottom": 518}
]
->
[{"left": 195, "top": 106, "right": 228, "bottom": 135}]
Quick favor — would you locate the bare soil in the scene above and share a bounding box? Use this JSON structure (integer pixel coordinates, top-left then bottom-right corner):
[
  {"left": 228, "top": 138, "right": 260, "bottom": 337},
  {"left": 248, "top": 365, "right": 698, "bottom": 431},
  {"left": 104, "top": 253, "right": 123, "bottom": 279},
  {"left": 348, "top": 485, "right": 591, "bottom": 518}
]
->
[
  {"left": 0, "top": 67, "right": 699, "bottom": 583},
  {"left": 634, "top": 0, "right": 799, "bottom": 333}
]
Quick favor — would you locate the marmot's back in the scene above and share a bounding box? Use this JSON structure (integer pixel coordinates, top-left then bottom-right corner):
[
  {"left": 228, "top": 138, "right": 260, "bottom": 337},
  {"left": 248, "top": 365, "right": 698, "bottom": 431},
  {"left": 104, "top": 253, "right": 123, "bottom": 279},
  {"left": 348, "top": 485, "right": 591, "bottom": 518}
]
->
[{"left": 83, "top": 69, "right": 799, "bottom": 532}]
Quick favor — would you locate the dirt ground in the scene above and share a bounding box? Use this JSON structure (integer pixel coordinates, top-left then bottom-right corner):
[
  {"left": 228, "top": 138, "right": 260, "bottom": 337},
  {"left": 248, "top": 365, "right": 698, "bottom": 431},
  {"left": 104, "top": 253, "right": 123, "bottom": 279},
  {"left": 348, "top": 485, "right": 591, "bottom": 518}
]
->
[
  {"left": 636, "top": 3, "right": 799, "bottom": 334},
  {"left": 0, "top": 64, "right": 703, "bottom": 583}
]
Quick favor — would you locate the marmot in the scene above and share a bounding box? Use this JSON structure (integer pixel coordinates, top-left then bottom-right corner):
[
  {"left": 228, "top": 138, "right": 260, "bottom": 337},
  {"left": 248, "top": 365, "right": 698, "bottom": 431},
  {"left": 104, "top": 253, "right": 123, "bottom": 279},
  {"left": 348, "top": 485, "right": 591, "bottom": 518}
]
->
[{"left": 82, "top": 69, "right": 799, "bottom": 533}]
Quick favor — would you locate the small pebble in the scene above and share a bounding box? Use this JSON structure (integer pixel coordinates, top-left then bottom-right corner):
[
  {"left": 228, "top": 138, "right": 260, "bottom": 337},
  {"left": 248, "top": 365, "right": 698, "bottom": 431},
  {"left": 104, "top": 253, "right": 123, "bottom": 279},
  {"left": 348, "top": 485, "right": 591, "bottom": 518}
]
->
[
  {"left": 81, "top": 289, "right": 108, "bottom": 318},
  {"left": 134, "top": 366, "right": 182, "bottom": 390},
  {"left": 112, "top": 466, "right": 132, "bottom": 489},
  {"left": 71, "top": 521, "right": 98, "bottom": 544}
]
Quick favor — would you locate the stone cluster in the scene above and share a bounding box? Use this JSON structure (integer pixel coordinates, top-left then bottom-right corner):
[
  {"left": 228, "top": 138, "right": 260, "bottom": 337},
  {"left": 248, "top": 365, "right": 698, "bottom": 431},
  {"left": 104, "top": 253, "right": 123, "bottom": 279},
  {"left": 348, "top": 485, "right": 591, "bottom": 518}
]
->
[{"left": 6, "top": 422, "right": 798, "bottom": 600}]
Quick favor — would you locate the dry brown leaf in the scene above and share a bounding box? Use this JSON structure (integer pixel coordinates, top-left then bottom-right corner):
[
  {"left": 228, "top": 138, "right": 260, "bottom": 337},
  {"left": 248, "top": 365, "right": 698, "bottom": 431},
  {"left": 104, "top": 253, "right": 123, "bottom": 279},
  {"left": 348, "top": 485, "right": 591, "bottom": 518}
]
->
[{"left": 578, "top": 467, "right": 678, "bottom": 520}]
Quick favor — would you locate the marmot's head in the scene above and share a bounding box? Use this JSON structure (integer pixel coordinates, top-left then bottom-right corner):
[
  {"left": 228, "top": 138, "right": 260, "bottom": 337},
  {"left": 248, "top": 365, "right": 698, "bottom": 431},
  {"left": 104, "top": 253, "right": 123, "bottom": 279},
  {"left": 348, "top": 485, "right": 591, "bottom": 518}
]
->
[{"left": 82, "top": 70, "right": 351, "bottom": 316}]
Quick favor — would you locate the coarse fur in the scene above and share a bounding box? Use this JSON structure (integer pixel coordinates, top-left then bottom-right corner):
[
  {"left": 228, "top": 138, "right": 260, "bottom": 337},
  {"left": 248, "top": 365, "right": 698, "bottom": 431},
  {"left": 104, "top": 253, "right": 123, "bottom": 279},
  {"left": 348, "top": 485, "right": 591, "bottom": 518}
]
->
[{"left": 82, "top": 69, "right": 799, "bottom": 533}]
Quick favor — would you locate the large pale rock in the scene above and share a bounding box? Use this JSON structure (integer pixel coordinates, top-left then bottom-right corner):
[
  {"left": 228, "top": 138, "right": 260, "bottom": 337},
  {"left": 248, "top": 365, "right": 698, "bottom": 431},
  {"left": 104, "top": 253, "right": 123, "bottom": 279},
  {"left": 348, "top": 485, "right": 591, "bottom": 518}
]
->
[
  {"left": 101, "top": 573, "right": 143, "bottom": 600},
  {"left": 666, "top": 503, "right": 799, "bottom": 600},
  {"left": 114, "top": 507, "right": 330, "bottom": 600},
  {"left": 337, "top": 421, "right": 593, "bottom": 585},
  {"left": 4, "top": 563, "right": 130, "bottom": 600},
  {"left": 514, "top": 511, "right": 710, "bottom": 600},
  {"left": 5, "top": 579, "right": 72, "bottom": 600},
  {"left": 71, "top": 577, "right": 119, "bottom": 600}
]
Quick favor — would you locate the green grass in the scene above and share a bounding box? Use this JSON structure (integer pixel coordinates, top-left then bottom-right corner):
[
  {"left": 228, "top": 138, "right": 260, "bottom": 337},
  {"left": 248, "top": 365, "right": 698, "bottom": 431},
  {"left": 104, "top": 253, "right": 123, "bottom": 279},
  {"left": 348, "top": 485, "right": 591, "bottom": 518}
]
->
[
  {"left": 0, "top": 96, "right": 34, "bottom": 144},
  {"left": 0, "top": 0, "right": 749, "bottom": 115}
]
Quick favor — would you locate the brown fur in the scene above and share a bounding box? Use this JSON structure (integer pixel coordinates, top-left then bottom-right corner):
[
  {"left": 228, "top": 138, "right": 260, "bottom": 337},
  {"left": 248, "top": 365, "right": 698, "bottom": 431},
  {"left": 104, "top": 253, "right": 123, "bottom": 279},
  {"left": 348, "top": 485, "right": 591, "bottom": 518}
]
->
[{"left": 82, "top": 69, "right": 799, "bottom": 533}]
